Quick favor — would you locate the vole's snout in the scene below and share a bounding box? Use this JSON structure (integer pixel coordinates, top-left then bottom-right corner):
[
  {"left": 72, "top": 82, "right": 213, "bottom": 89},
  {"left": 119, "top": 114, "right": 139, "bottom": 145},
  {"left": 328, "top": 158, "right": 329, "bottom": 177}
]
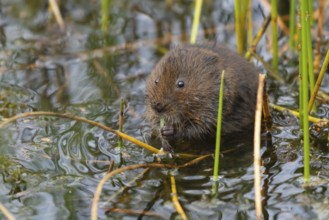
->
[{"left": 152, "top": 102, "right": 167, "bottom": 113}]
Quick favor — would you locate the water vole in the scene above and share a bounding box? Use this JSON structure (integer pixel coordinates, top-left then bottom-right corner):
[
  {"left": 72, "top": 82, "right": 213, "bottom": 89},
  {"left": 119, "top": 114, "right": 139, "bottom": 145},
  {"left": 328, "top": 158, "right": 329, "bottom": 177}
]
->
[{"left": 145, "top": 44, "right": 259, "bottom": 151}]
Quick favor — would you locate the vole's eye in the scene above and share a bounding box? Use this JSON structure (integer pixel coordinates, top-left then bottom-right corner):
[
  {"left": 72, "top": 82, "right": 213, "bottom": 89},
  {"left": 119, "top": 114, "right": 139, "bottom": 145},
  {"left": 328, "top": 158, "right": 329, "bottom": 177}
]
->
[
  {"left": 176, "top": 80, "right": 185, "bottom": 88},
  {"left": 155, "top": 78, "right": 159, "bottom": 84}
]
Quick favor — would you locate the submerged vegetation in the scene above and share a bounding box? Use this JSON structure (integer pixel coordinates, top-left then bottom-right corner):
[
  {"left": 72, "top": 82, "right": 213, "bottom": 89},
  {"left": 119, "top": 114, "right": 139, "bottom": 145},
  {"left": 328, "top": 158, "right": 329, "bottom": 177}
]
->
[{"left": 0, "top": 0, "right": 329, "bottom": 219}]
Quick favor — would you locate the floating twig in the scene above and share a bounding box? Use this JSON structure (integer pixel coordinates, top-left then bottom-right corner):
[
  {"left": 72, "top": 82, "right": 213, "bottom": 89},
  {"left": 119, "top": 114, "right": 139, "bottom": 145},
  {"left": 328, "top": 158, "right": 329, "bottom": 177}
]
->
[
  {"left": 91, "top": 155, "right": 211, "bottom": 220},
  {"left": 0, "top": 203, "right": 15, "bottom": 220},
  {"left": 170, "top": 173, "right": 187, "bottom": 220},
  {"left": 0, "top": 111, "right": 204, "bottom": 159},
  {"left": 105, "top": 208, "right": 164, "bottom": 219},
  {"left": 254, "top": 74, "right": 266, "bottom": 220},
  {"left": 104, "top": 168, "right": 150, "bottom": 205},
  {"left": 270, "top": 104, "right": 327, "bottom": 123}
]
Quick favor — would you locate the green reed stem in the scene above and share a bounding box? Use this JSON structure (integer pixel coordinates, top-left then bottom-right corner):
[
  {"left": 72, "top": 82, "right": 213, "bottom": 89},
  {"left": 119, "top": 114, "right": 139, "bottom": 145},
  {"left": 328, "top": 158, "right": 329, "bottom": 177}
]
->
[
  {"left": 271, "top": 0, "right": 278, "bottom": 71},
  {"left": 190, "top": 0, "right": 203, "bottom": 44},
  {"left": 306, "top": 2, "right": 316, "bottom": 113},
  {"left": 234, "top": 0, "right": 248, "bottom": 54},
  {"left": 212, "top": 71, "right": 225, "bottom": 196},
  {"left": 101, "top": 0, "right": 110, "bottom": 32},
  {"left": 234, "top": 0, "right": 241, "bottom": 53},
  {"left": 307, "top": 0, "right": 313, "bottom": 24},
  {"left": 300, "top": 0, "right": 310, "bottom": 183},
  {"left": 247, "top": 0, "right": 253, "bottom": 48},
  {"left": 289, "top": 0, "right": 296, "bottom": 49},
  {"left": 298, "top": 25, "right": 303, "bottom": 128},
  {"left": 308, "top": 48, "right": 329, "bottom": 112},
  {"left": 299, "top": 65, "right": 303, "bottom": 128}
]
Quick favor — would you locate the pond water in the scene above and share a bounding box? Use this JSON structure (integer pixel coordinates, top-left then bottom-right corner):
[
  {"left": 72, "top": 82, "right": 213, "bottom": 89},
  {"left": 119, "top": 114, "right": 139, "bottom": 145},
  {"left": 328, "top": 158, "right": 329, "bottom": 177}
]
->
[{"left": 1, "top": 0, "right": 329, "bottom": 219}]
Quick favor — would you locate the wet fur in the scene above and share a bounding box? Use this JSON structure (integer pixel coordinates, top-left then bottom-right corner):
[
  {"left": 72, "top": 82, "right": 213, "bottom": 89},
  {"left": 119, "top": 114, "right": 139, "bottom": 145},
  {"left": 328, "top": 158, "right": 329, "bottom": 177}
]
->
[{"left": 145, "top": 43, "right": 259, "bottom": 148}]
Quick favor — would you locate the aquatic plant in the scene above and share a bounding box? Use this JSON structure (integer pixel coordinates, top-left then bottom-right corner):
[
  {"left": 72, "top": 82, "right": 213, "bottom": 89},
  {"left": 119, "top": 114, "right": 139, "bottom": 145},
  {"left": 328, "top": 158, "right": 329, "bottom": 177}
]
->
[
  {"left": 289, "top": 0, "right": 297, "bottom": 49},
  {"left": 212, "top": 71, "right": 225, "bottom": 196},
  {"left": 299, "top": 0, "right": 312, "bottom": 183},
  {"left": 234, "top": 0, "right": 249, "bottom": 54},
  {"left": 101, "top": 0, "right": 110, "bottom": 32},
  {"left": 190, "top": 0, "right": 203, "bottom": 44},
  {"left": 271, "top": 0, "right": 278, "bottom": 71}
]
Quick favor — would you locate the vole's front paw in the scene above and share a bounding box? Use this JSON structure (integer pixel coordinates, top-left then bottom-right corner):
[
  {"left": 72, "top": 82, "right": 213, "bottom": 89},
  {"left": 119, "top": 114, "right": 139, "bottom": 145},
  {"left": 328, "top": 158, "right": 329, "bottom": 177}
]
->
[{"left": 160, "top": 125, "right": 175, "bottom": 141}]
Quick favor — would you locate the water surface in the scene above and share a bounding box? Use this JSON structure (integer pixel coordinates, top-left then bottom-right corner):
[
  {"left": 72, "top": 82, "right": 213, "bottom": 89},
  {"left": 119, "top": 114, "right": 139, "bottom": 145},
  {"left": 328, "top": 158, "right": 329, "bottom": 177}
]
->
[{"left": 1, "top": 0, "right": 329, "bottom": 219}]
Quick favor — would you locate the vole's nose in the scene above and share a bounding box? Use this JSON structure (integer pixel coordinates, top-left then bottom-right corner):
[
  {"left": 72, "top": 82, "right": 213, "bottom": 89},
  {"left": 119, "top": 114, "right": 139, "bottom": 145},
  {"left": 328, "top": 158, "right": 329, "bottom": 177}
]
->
[{"left": 152, "top": 102, "right": 167, "bottom": 113}]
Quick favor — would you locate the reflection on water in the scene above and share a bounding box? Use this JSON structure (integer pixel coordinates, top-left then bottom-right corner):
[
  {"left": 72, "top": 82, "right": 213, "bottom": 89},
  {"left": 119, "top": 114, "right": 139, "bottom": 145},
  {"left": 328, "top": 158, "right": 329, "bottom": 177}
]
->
[{"left": 1, "top": 0, "right": 329, "bottom": 219}]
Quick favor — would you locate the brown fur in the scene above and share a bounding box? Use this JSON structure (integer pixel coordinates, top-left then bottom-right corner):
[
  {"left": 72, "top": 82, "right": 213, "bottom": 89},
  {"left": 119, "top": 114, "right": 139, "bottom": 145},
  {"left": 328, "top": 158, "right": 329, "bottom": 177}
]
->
[{"left": 145, "top": 43, "right": 259, "bottom": 149}]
